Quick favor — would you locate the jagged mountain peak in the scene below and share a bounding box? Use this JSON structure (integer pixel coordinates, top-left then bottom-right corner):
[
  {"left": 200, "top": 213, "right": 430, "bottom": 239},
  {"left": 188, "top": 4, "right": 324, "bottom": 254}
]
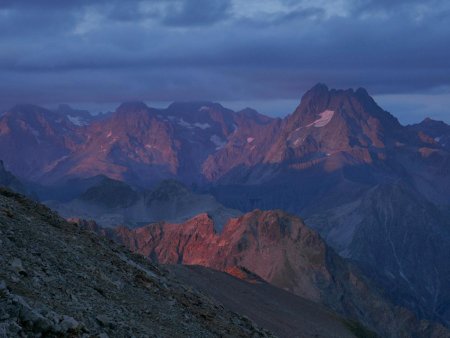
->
[
  {"left": 8, "top": 103, "right": 50, "bottom": 113},
  {"left": 116, "top": 101, "right": 150, "bottom": 113},
  {"left": 293, "top": 84, "right": 397, "bottom": 123},
  {"left": 2, "top": 104, "right": 77, "bottom": 131},
  {"left": 285, "top": 84, "right": 402, "bottom": 141},
  {"left": 5, "top": 104, "right": 62, "bottom": 121},
  {"left": 419, "top": 117, "right": 449, "bottom": 127},
  {"left": 109, "top": 101, "right": 161, "bottom": 128},
  {"left": 79, "top": 177, "right": 139, "bottom": 209},
  {"left": 236, "top": 108, "right": 274, "bottom": 125},
  {"left": 307, "top": 82, "right": 329, "bottom": 94},
  {"left": 151, "top": 179, "right": 190, "bottom": 199}
]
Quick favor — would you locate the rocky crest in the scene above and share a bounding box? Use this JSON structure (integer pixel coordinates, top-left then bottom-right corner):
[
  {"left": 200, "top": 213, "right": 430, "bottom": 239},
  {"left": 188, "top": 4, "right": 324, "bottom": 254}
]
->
[
  {"left": 408, "top": 117, "right": 450, "bottom": 151},
  {"left": 96, "top": 210, "right": 449, "bottom": 338}
]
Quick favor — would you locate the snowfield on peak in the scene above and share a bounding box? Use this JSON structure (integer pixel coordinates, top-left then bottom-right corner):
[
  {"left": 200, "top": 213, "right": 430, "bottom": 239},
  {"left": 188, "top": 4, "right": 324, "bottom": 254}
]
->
[
  {"left": 307, "top": 110, "right": 335, "bottom": 128},
  {"left": 193, "top": 122, "right": 211, "bottom": 129},
  {"left": 67, "top": 115, "right": 87, "bottom": 126}
]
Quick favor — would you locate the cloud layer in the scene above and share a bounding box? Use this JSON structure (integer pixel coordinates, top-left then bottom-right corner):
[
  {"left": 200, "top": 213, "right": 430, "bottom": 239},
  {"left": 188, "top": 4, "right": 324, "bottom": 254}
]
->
[{"left": 1, "top": 0, "right": 450, "bottom": 121}]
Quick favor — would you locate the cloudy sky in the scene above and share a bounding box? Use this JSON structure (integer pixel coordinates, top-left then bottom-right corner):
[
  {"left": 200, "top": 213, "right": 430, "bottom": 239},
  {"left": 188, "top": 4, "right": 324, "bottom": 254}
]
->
[{"left": 1, "top": 0, "right": 450, "bottom": 123}]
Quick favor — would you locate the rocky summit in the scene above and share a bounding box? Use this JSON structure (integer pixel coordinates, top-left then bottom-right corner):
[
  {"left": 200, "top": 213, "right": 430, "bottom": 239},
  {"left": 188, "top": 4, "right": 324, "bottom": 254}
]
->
[{"left": 0, "top": 188, "right": 272, "bottom": 337}]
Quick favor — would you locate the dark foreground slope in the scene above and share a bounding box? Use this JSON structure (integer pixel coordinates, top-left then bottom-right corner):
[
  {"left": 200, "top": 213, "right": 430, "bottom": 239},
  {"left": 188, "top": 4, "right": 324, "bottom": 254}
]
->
[
  {"left": 0, "top": 188, "right": 272, "bottom": 337},
  {"left": 168, "top": 265, "right": 367, "bottom": 338}
]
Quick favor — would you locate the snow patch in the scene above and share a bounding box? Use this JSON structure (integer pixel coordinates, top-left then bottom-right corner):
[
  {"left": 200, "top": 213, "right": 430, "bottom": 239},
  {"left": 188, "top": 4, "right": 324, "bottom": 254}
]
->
[
  {"left": 247, "top": 137, "right": 255, "bottom": 143},
  {"left": 177, "top": 118, "right": 211, "bottom": 130},
  {"left": 199, "top": 106, "right": 210, "bottom": 111},
  {"left": 106, "top": 131, "right": 112, "bottom": 138},
  {"left": 67, "top": 115, "right": 86, "bottom": 126},
  {"left": 177, "top": 118, "right": 194, "bottom": 129},
  {"left": 435, "top": 136, "right": 441, "bottom": 142},
  {"left": 193, "top": 122, "right": 211, "bottom": 129},
  {"left": 210, "top": 135, "right": 226, "bottom": 150},
  {"left": 306, "top": 110, "right": 335, "bottom": 128}
]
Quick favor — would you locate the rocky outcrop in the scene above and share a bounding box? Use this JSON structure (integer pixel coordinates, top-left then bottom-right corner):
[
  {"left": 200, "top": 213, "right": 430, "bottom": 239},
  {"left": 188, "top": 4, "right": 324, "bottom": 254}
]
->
[
  {"left": 0, "top": 188, "right": 272, "bottom": 337},
  {"left": 408, "top": 117, "right": 450, "bottom": 151},
  {"left": 100, "top": 210, "right": 450, "bottom": 338}
]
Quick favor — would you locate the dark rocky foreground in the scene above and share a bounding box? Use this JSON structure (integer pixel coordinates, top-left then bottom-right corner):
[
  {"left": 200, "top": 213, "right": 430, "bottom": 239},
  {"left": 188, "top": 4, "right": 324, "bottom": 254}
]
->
[
  {"left": 0, "top": 188, "right": 273, "bottom": 337},
  {"left": 167, "top": 265, "right": 366, "bottom": 338}
]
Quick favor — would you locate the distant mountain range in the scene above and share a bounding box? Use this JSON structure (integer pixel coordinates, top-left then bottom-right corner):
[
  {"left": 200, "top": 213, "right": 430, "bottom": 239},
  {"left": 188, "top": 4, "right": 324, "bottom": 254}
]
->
[
  {"left": 1, "top": 83, "right": 450, "bottom": 334},
  {"left": 47, "top": 177, "right": 240, "bottom": 229},
  {"left": 1, "top": 84, "right": 449, "bottom": 204}
]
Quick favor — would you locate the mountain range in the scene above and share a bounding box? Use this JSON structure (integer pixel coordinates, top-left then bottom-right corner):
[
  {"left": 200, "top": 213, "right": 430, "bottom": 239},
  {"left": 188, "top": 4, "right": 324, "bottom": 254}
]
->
[{"left": 1, "top": 83, "right": 450, "bottom": 336}]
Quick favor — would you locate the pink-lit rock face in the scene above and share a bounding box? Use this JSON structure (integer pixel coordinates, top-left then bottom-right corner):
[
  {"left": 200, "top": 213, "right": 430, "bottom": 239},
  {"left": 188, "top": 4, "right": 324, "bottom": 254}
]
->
[
  {"left": 96, "top": 209, "right": 447, "bottom": 338},
  {"left": 107, "top": 210, "right": 329, "bottom": 301},
  {"left": 201, "top": 84, "right": 425, "bottom": 183}
]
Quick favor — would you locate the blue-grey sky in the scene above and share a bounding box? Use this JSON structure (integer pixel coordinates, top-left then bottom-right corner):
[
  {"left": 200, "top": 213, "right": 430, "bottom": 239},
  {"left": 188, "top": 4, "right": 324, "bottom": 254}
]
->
[{"left": 1, "top": 0, "right": 450, "bottom": 123}]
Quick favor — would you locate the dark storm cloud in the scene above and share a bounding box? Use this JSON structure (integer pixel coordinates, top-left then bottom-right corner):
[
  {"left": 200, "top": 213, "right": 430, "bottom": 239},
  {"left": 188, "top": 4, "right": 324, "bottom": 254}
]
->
[{"left": 0, "top": 0, "right": 449, "bottom": 121}]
